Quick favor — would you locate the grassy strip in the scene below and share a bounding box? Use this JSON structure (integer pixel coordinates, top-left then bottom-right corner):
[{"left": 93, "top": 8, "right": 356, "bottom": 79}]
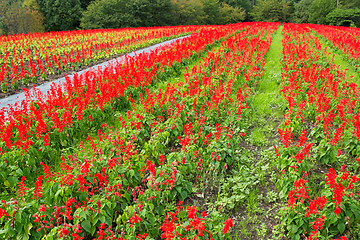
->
[{"left": 221, "top": 25, "right": 288, "bottom": 239}]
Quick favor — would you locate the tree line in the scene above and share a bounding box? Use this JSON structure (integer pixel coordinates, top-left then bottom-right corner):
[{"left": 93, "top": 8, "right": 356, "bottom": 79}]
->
[{"left": 0, "top": 0, "right": 359, "bottom": 36}]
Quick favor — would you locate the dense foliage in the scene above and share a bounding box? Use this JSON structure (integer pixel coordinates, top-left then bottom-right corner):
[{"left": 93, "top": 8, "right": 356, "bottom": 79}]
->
[
  {"left": 0, "top": 0, "right": 359, "bottom": 36},
  {"left": 0, "top": 0, "right": 44, "bottom": 35},
  {"left": 249, "top": 0, "right": 290, "bottom": 22}
]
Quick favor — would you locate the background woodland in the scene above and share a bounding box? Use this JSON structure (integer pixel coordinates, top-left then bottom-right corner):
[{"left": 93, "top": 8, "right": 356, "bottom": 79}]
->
[{"left": 0, "top": 0, "right": 359, "bottom": 36}]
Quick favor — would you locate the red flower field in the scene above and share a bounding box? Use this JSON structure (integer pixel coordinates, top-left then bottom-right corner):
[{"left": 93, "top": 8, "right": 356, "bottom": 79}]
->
[{"left": 0, "top": 22, "right": 359, "bottom": 240}]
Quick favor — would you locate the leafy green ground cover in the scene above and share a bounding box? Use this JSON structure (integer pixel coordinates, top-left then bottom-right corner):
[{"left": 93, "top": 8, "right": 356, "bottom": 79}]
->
[{"left": 225, "top": 25, "right": 287, "bottom": 240}]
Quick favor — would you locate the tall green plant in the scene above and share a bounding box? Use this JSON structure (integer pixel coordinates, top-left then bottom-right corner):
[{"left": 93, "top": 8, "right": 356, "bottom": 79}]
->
[{"left": 326, "top": 8, "right": 360, "bottom": 27}]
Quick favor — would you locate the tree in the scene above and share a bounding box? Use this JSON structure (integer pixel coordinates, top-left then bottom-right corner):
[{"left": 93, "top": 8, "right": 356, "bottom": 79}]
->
[
  {"left": 24, "top": 0, "right": 45, "bottom": 32},
  {"left": 292, "top": 0, "right": 313, "bottom": 23},
  {"left": 171, "top": 0, "right": 205, "bottom": 25},
  {"left": 326, "top": 8, "right": 360, "bottom": 27},
  {"left": 220, "top": 0, "right": 251, "bottom": 12},
  {"left": 249, "top": 0, "right": 290, "bottom": 22},
  {"left": 323, "top": 0, "right": 360, "bottom": 27},
  {"left": 1, "top": 0, "right": 44, "bottom": 35},
  {"left": 40, "top": 0, "right": 82, "bottom": 31},
  {"left": 219, "top": 2, "right": 246, "bottom": 24},
  {"left": 338, "top": 0, "right": 360, "bottom": 9},
  {"left": 80, "top": 0, "right": 135, "bottom": 29},
  {"left": 149, "top": 0, "right": 174, "bottom": 26},
  {"left": 79, "top": 0, "right": 94, "bottom": 9},
  {"left": 0, "top": 0, "right": 6, "bottom": 35},
  {"left": 202, "top": 0, "right": 220, "bottom": 25},
  {"left": 132, "top": 0, "right": 174, "bottom": 27},
  {"left": 308, "top": 0, "right": 335, "bottom": 24}
]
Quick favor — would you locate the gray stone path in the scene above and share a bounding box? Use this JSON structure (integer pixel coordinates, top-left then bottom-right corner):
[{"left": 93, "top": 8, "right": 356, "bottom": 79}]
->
[{"left": 0, "top": 36, "right": 189, "bottom": 111}]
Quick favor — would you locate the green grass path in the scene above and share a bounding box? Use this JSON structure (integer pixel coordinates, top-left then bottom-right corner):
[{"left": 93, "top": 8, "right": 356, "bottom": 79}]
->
[
  {"left": 231, "top": 25, "right": 287, "bottom": 240},
  {"left": 256, "top": 25, "right": 284, "bottom": 113},
  {"left": 248, "top": 25, "right": 285, "bottom": 147}
]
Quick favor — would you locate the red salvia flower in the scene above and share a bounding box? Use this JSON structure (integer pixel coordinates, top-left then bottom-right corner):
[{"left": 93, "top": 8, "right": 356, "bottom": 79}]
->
[
  {"left": 33, "top": 175, "right": 44, "bottom": 199},
  {"left": 223, "top": 217, "right": 234, "bottom": 233}
]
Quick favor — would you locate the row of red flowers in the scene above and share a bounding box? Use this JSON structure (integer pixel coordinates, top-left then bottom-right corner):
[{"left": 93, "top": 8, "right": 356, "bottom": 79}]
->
[
  {"left": 0, "top": 24, "right": 247, "bottom": 154},
  {"left": 276, "top": 23, "right": 360, "bottom": 239},
  {"left": 0, "top": 25, "right": 204, "bottom": 92},
  {"left": 307, "top": 24, "right": 360, "bottom": 70}
]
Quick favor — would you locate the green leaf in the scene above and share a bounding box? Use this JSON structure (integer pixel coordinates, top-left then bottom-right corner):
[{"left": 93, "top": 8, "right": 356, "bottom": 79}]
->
[
  {"left": 329, "top": 212, "right": 337, "bottom": 224},
  {"left": 125, "top": 192, "right": 131, "bottom": 202},
  {"left": 91, "top": 225, "right": 96, "bottom": 236},
  {"left": 291, "top": 225, "right": 298, "bottom": 234},
  {"left": 81, "top": 220, "right": 92, "bottom": 233},
  {"left": 291, "top": 233, "right": 300, "bottom": 240},
  {"left": 8, "top": 176, "right": 17, "bottom": 187},
  {"left": 0, "top": 171, "right": 7, "bottom": 179},
  {"left": 148, "top": 216, "right": 155, "bottom": 225},
  {"left": 116, "top": 215, "right": 122, "bottom": 226},
  {"left": 121, "top": 213, "right": 128, "bottom": 224},
  {"left": 355, "top": 210, "right": 360, "bottom": 220},
  {"left": 185, "top": 182, "right": 192, "bottom": 193},
  {"left": 15, "top": 212, "right": 21, "bottom": 222},
  {"left": 337, "top": 221, "right": 345, "bottom": 234},
  {"left": 176, "top": 186, "right": 182, "bottom": 194},
  {"left": 6, "top": 221, "right": 15, "bottom": 236},
  {"left": 15, "top": 169, "right": 23, "bottom": 177},
  {"left": 155, "top": 205, "right": 164, "bottom": 215},
  {"left": 55, "top": 189, "right": 62, "bottom": 202},
  {"left": 148, "top": 204, "right": 154, "bottom": 211},
  {"left": 350, "top": 203, "right": 357, "bottom": 213},
  {"left": 346, "top": 209, "right": 353, "bottom": 218},
  {"left": 180, "top": 191, "right": 188, "bottom": 201},
  {"left": 105, "top": 216, "right": 112, "bottom": 226},
  {"left": 93, "top": 216, "right": 98, "bottom": 226},
  {"left": 329, "top": 225, "right": 339, "bottom": 235},
  {"left": 129, "top": 170, "right": 134, "bottom": 178},
  {"left": 151, "top": 228, "right": 159, "bottom": 236},
  {"left": 180, "top": 210, "right": 186, "bottom": 218},
  {"left": 3, "top": 180, "right": 10, "bottom": 188}
]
